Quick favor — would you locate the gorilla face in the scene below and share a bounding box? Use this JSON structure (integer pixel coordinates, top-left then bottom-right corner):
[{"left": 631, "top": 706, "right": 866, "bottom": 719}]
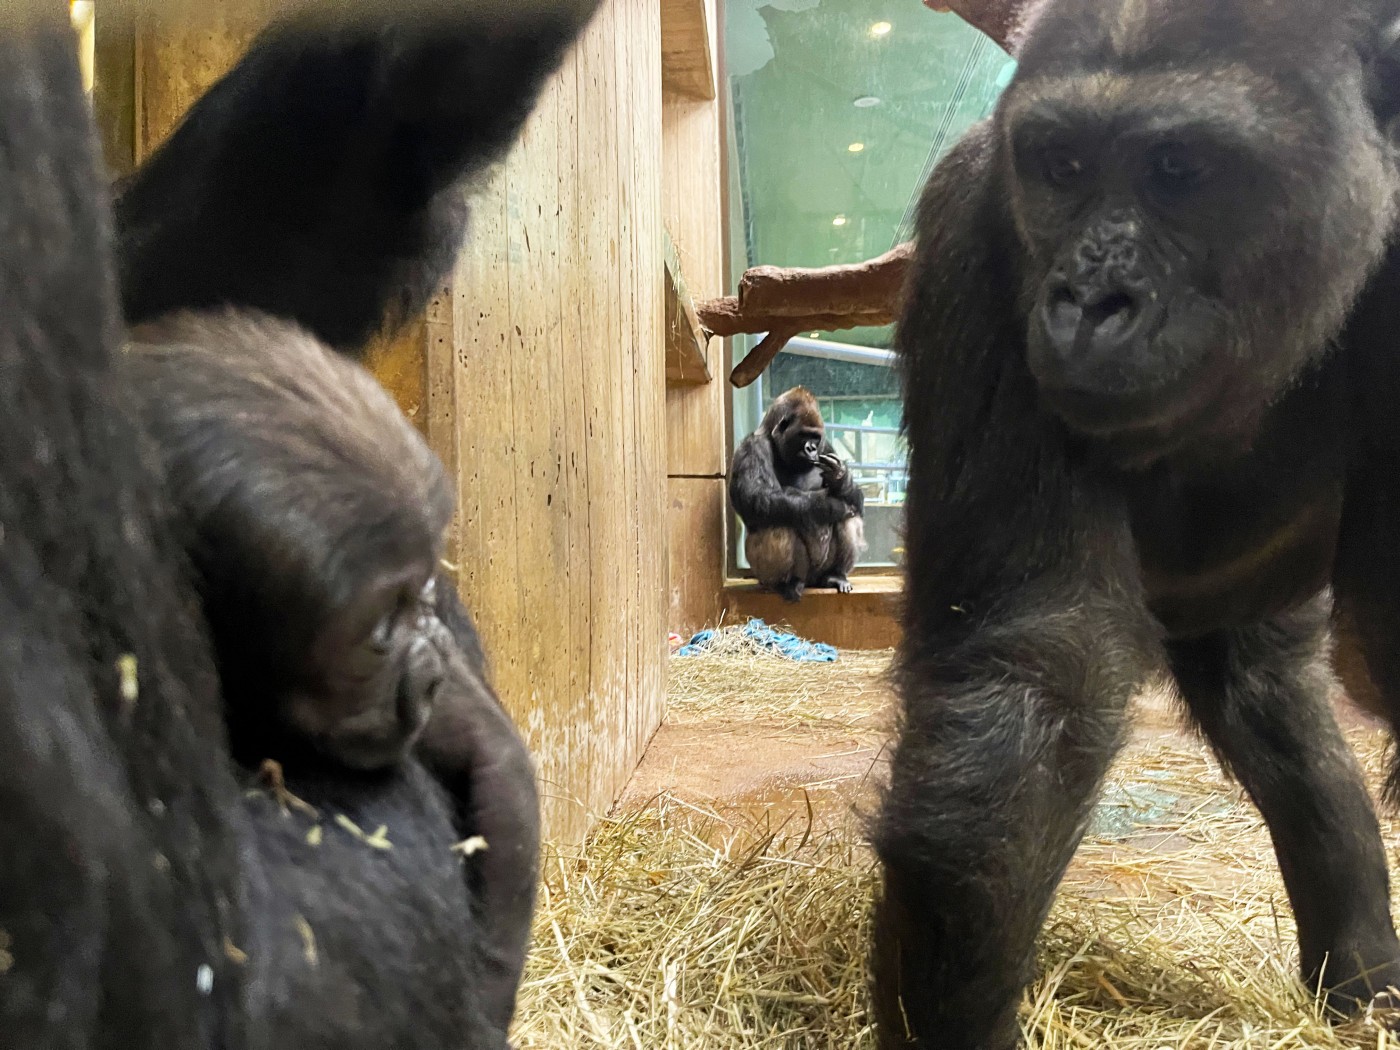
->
[
  {"left": 1000, "top": 0, "right": 1398, "bottom": 466},
  {"left": 286, "top": 571, "right": 452, "bottom": 771}
]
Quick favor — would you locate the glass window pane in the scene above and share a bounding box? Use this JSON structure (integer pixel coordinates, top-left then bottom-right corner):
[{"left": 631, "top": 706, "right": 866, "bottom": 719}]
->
[{"left": 727, "top": 0, "right": 1013, "bottom": 570}]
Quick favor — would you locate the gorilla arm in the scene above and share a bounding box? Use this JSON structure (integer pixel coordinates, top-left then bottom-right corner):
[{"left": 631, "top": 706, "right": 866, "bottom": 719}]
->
[
  {"left": 819, "top": 451, "right": 865, "bottom": 514},
  {"left": 113, "top": 0, "right": 601, "bottom": 354},
  {"left": 416, "top": 577, "right": 540, "bottom": 1040},
  {"left": 873, "top": 124, "right": 1159, "bottom": 1050},
  {"left": 729, "top": 432, "right": 854, "bottom": 533}
]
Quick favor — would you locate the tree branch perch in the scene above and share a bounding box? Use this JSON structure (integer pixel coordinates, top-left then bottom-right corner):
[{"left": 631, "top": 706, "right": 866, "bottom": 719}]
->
[{"left": 698, "top": 0, "right": 1029, "bottom": 388}]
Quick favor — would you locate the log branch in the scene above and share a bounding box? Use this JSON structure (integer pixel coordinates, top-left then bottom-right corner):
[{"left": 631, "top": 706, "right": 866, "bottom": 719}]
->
[
  {"left": 922, "top": 0, "right": 1027, "bottom": 51},
  {"left": 698, "top": 0, "right": 1031, "bottom": 388},
  {"left": 696, "top": 243, "right": 914, "bottom": 387}
]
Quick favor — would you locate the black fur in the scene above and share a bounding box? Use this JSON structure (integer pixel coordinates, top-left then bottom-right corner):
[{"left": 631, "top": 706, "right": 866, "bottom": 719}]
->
[
  {"left": 121, "top": 305, "right": 541, "bottom": 1043},
  {"left": 1, "top": 5, "right": 594, "bottom": 1048},
  {"left": 109, "top": 10, "right": 593, "bottom": 1045},
  {"left": 122, "top": 308, "right": 454, "bottom": 774},
  {"left": 730, "top": 387, "right": 866, "bottom": 600},
  {"left": 0, "top": 19, "right": 249, "bottom": 1050},
  {"left": 874, "top": 1, "right": 1400, "bottom": 1046},
  {"left": 114, "top": 4, "right": 596, "bottom": 355}
]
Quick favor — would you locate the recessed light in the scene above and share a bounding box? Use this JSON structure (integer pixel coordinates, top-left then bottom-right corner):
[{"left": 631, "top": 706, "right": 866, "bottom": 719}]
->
[
  {"left": 848, "top": 142, "right": 866, "bottom": 153},
  {"left": 853, "top": 95, "right": 881, "bottom": 108},
  {"left": 870, "top": 21, "right": 893, "bottom": 36},
  {"left": 832, "top": 215, "right": 848, "bottom": 227}
]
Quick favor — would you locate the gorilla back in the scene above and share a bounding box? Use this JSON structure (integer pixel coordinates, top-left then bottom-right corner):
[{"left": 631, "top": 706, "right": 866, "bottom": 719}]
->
[{"left": 876, "top": 1, "right": 1400, "bottom": 1047}]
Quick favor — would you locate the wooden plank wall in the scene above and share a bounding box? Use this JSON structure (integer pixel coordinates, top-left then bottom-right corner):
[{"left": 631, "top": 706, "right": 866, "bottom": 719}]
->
[
  {"left": 441, "top": 0, "right": 666, "bottom": 843},
  {"left": 662, "top": 0, "right": 728, "bottom": 636},
  {"left": 109, "top": 0, "right": 667, "bottom": 846}
]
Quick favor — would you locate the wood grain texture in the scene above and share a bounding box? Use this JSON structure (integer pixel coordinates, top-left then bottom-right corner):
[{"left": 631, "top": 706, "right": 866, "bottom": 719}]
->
[
  {"left": 723, "top": 577, "right": 903, "bottom": 651},
  {"left": 662, "top": 0, "right": 727, "bottom": 637},
  {"left": 664, "top": 230, "right": 711, "bottom": 385},
  {"left": 668, "top": 478, "right": 726, "bottom": 635},
  {"left": 444, "top": 0, "right": 666, "bottom": 842},
  {"left": 120, "top": 0, "right": 668, "bottom": 846},
  {"left": 660, "top": 0, "right": 716, "bottom": 100}
]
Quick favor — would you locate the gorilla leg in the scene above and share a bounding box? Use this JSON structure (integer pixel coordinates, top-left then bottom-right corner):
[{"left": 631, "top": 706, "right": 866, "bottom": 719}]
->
[
  {"left": 1168, "top": 598, "right": 1400, "bottom": 1010},
  {"left": 873, "top": 575, "right": 1152, "bottom": 1049},
  {"left": 746, "top": 527, "right": 810, "bottom": 602},
  {"left": 114, "top": 1, "right": 602, "bottom": 355},
  {"left": 1336, "top": 460, "right": 1400, "bottom": 789},
  {"left": 811, "top": 517, "right": 864, "bottom": 593}
]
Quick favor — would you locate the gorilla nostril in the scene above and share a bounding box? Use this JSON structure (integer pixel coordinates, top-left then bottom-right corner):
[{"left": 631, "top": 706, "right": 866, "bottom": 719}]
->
[{"left": 1083, "top": 291, "right": 1136, "bottom": 328}]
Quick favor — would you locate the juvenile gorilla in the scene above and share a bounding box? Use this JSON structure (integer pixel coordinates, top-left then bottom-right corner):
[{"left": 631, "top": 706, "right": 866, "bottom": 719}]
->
[
  {"left": 874, "top": 1, "right": 1400, "bottom": 1047},
  {"left": 730, "top": 386, "right": 866, "bottom": 601}
]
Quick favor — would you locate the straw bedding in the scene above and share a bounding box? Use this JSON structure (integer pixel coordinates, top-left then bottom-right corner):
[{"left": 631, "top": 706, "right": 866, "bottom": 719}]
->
[{"left": 512, "top": 635, "right": 1400, "bottom": 1049}]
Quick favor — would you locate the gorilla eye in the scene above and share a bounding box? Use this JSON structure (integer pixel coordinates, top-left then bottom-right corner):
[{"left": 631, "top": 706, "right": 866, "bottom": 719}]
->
[
  {"left": 1042, "top": 149, "right": 1085, "bottom": 187},
  {"left": 1149, "top": 143, "right": 1209, "bottom": 188}
]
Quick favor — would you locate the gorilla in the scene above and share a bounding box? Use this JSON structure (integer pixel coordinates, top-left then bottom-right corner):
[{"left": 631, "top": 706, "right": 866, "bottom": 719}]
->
[
  {"left": 121, "top": 305, "right": 541, "bottom": 1045},
  {"left": 0, "top": 3, "right": 596, "bottom": 1048},
  {"left": 730, "top": 385, "right": 866, "bottom": 601},
  {"left": 872, "top": 0, "right": 1400, "bottom": 1047},
  {"left": 123, "top": 308, "right": 457, "bottom": 775}
]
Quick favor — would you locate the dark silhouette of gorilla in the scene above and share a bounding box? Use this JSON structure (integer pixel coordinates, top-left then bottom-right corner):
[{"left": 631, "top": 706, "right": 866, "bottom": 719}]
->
[
  {"left": 730, "top": 385, "right": 866, "bottom": 601},
  {"left": 0, "top": 3, "right": 597, "bottom": 1048},
  {"left": 873, "top": 0, "right": 1400, "bottom": 1047}
]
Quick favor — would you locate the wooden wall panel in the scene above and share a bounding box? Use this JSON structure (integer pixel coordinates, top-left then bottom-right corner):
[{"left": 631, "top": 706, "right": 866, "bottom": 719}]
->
[
  {"left": 668, "top": 477, "right": 725, "bottom": 635},
  {"left": 120, "top": 0, "right": 668, "bottom": 846},
  {"left": 662, "top": 0, "right": 728, "bottom": 635},
  {"left": 662, "top": 91, "right": 725, "bottom": 478},
  {"left": 444, "top": 0, "right": 666, "bottom": 842}
]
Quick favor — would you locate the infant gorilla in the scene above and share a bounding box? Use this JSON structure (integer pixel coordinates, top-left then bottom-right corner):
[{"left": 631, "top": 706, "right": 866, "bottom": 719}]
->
[
  {"left": 123, "top": 308, "right": 539, "bottom": 1041},
  {"left": 123, "top": 308, "right": 455, "bottom": 772}
]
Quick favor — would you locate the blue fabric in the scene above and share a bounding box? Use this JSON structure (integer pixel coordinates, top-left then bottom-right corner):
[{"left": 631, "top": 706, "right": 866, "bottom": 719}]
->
[{"left": 676, "top": 618, "right": 837, "bottom": 662}]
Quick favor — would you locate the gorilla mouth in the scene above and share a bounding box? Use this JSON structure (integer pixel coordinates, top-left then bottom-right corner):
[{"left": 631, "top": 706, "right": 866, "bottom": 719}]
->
[{"left": 1036, "top": 363, "right": 1230, "bottom": 467}]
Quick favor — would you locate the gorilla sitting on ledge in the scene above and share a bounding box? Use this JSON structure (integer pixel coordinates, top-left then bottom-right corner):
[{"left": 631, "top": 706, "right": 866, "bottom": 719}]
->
[
  {"left": 873, "top": 0, "right": 1400, "bottom": 1047},
  {"left": 730, "top": 385, "right": 866, "bottom": 601}
]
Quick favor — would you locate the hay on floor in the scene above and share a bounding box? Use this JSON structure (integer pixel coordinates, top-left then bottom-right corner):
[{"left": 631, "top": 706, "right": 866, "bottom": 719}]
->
[{"left": 513, "top": 646, "right": 1400, "bottom": 1049}]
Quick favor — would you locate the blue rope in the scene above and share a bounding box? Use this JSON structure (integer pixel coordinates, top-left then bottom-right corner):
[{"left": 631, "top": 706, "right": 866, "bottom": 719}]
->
[{"left": 676, "top": 618, "right": 837, "bottom": 662}]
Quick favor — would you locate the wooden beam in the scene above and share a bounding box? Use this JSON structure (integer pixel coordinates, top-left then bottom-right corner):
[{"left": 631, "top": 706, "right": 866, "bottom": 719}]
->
[
  {"left": 924, "top": 0, "right": 1023, "bottom": 51},
  {"left": 664, "top": 229, "right": 712, "bottom": 385},
  {"left": 695, "top": 241, "right": 914, "bottom": 387},
  {"left": 661, "top": 0, "right": 715, "bottom": 100}
]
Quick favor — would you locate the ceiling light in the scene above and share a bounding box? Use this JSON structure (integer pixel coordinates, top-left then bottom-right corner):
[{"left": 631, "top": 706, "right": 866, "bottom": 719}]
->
[
  {"left": 870, "top": 21, "right": 893, "bottom": 36},
  {"left": 848, "top": 142, "right": 866, "bottom": 153},
  {"left": 832, "top": 215, "right": 848, "bottom": 227},
  {"left": 853, "top": 95, "right": 881, "bottom": 108}
]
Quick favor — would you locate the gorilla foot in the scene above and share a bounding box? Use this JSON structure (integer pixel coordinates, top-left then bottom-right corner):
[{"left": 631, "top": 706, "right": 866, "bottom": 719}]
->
[
  {"left": 1315, "top": 947, "right": 1400, "bottom": 1023},
  {"left": 817, "top": 573, "right": 854, "bottom": 594},
  {"left": 779, "top": 580, "right": 806, "bottom": 603}
]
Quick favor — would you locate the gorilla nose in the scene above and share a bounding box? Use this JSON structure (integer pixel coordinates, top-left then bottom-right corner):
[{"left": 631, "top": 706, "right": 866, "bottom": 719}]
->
[{"left": 1041, "top": 278, "right": 1143, "bottom": 356}]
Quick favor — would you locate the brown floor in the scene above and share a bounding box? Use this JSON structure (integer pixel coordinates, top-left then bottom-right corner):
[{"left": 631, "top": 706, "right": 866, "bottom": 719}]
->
[{"left": 618, "top": 652, "right": 1388, "bottom": 892}]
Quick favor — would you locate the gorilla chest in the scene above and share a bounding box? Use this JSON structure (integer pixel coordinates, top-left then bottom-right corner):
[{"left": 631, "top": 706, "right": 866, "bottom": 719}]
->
[{"left": 1124, "top": 453, "right": 1344, "bottom": 640}]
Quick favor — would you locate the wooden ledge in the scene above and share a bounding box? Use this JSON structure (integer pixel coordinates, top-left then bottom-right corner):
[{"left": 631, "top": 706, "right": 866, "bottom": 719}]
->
[
  {"left": 661, "top": 0, "right": 716, "bottom": 100},
  {"left": 724, "top": 575, "right": 903, "bottom": 595},
  {"left": 721, "top": 575, "right": 902, "bottom": 650}
]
